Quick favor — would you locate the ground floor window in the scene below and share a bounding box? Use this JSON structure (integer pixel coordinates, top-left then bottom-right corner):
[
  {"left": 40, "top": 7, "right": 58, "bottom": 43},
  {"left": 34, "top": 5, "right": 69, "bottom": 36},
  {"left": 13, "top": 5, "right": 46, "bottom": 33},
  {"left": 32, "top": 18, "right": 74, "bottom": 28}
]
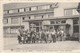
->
[
  {"left": 73, "top": 25, "right": 79, "bottom": 33},
  {"left": 4, "top": 27, "right": 10, "bottom": 34},
  {"left": 3, "top": 26, "right": 24, "bottom": 34}
]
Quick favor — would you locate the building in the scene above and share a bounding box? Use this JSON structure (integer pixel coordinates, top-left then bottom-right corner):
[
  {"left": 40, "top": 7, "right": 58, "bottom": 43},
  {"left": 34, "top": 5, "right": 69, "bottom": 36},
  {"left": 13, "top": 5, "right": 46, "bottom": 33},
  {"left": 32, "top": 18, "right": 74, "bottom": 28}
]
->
[{"left": 3, "top": 3, "right": 79, "bottom": 38}]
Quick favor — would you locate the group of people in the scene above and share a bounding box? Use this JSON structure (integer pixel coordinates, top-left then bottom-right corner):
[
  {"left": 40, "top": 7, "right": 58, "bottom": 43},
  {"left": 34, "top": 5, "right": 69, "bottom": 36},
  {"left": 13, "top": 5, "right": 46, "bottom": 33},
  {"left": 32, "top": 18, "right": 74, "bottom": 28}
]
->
[{"left": 17, "top": 28, "right": 66, "bottom": 44}]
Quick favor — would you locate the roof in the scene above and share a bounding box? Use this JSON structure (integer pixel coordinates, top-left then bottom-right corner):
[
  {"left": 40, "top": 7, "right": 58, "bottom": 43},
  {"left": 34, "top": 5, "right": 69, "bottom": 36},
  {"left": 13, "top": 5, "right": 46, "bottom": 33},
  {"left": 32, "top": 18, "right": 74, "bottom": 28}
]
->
[{"left": 3, "top": 3, "right": 56, "bottom": 10}]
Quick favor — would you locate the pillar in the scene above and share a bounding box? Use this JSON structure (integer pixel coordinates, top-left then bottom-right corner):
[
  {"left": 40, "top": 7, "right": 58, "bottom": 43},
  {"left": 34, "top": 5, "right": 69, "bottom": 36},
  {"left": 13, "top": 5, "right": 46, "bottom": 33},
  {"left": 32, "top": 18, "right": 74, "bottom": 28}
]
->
[
  {"left": 23, "top": 22, "right": 29, "bottom": 30},
  {"left": 66, "top": 19, "right": 73, "bottom": 36}
]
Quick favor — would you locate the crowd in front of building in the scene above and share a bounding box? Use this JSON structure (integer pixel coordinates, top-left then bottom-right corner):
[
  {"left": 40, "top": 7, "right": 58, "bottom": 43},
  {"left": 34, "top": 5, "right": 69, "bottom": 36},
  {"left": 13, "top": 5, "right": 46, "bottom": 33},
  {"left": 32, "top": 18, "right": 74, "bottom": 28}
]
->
[{"left": 17, "top": 27, "right": 65, "bottom": 44}]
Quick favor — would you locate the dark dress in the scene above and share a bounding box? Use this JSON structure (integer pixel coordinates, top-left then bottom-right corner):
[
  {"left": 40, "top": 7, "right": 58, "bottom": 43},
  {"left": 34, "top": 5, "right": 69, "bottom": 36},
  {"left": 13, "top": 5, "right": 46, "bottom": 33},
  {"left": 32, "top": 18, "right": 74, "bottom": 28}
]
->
[{"left": 17, "top": 35, "right": 21, "bottom": 44}]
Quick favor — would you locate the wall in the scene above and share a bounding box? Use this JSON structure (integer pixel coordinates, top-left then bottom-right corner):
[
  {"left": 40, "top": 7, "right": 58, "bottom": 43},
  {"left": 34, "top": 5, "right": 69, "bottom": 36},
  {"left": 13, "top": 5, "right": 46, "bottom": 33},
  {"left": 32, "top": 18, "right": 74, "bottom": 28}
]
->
[{"left": 54, "top": 3, "right": 78, "bottom": 17}]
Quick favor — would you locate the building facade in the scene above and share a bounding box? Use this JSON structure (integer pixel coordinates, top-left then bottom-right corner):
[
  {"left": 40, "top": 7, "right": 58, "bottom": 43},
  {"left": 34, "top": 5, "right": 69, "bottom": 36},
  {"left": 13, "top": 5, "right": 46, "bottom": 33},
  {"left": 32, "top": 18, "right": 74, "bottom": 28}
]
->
[{"left": 3, "top": 3, "right": 79, "bottom": 38}]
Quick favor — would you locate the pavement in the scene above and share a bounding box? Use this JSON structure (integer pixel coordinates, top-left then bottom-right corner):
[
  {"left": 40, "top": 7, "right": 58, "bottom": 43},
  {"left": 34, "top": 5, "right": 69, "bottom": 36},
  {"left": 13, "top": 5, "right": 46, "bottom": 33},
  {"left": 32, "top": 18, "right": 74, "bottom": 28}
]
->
[{"left": 4, "top": 37, "right": 80, "bottom": 52}]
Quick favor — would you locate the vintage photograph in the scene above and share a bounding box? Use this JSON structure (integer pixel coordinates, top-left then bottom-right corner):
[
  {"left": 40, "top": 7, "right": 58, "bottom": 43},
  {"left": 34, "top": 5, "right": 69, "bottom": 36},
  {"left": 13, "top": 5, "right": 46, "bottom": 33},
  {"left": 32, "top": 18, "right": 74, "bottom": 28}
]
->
[{"left": 3, "top": 2, "right": 80, "bottom": 51}]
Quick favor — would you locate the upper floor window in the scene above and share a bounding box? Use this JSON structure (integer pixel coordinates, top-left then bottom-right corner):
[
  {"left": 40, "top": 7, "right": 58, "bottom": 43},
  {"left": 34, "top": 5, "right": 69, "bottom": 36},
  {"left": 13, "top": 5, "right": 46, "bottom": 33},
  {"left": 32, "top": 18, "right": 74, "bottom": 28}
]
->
[
  {"left": 29, "top": 16, "right": 31, "bottom": 19},
  {"left": 9, "top": 9, "right": 18, "bottom": 13},
  {"left": 4, "top": 9, "right": 19, "bottom": 14},
  {"left": 48, "top": 13, "right": 54, "bottom": 18},
  {"left": 43, "top": 5, "right": 50, "bottom": 9},
  {"left": 19, "top": 8, "right": 25, "bottom": 12},
  {"left": 11, "top": 18, "right": 18, "bottom": 24},
  {"left": 64, "top": 9, "right": 73, "bottom": 16},
  {"left": 8, "top": 10, "right": 14, "bottom": 13},
  {"left": 25, "top": 8, "right": 30, "bottom": 12},
  {"left": 31, "top": 7, "right": 37, "bottom": 11},
  {"left": 3, "top": 19, "right": 8, "bottom": 24},
  {"left": 30, "top": 15, "right": 35, "bottom": 19},
  {"left": 64, "top": 8, "right": 79, "bottom": 16},
  {"left": 22, "top": 17, "right": 25, "bottom": 20},
  {"left": 73, "top": 9, "right": 79, "bottom": 15},
  {"left": 34, "top": 15, "right": 43, "bottom": 19},
  {"left": 43, "top": 14, "right": 49, "bottom": 18},
  {"left": 38, "top": 5, "right": 50, "bottom": 10},
  {"left": 3, "top": 11, "right": 8, "bottom": 14}
]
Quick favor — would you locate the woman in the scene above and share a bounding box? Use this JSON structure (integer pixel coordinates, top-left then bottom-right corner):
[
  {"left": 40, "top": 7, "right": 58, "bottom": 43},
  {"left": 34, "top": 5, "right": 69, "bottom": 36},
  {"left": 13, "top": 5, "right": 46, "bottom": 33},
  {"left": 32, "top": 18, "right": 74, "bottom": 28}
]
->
[
  {"left": 27, "top": 30, "right": 31, "bottom": 44},
  {"left": 35, "top": 32, "right": 40, "bottom": 43},
  {"left": 48, "top": 30, "right": 52, "bottom": 43},
  {"left": 57, "top": 29, "right": 62, "bottom": 41},
  {"left": 31, "top": 31, "right": 36, "bottom": 43},
  {"left": 18, "top": 28, "right": 24, "bottom": 44},
  {"left": 51, "top": 29, "right": 56, "bottom": 43},
  {"left": 25, "top": 30, "right": 28, "bottom": 43},
  {"left": 60, "top": 29, "right": 65, "bottom": 41},
  {"left": 41, "top": 30, "right": 46, "bottom": 43}
]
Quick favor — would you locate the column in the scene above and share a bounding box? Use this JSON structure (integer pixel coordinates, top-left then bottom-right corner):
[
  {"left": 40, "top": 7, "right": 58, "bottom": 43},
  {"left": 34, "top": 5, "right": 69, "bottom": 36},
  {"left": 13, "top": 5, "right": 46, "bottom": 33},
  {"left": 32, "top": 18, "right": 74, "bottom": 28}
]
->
[
  {"left": 66, "top": 19, "right": 73, "bottom": 36},
  {"left": 23, "top": 22, "right": 29, "bottom": 30}
]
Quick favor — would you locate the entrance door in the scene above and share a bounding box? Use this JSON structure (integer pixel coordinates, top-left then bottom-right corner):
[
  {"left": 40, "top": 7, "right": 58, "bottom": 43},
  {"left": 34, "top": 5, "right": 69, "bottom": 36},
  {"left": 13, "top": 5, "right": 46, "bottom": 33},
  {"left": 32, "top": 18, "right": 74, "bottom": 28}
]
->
[{"left": 29, "top": 21, "right": 42, "bottom": 32}]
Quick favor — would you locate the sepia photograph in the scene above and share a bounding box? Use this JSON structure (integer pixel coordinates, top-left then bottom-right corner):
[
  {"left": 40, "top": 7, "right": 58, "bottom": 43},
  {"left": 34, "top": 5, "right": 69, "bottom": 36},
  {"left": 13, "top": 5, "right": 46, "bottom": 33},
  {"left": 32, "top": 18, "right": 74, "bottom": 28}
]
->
[{"left": 3, "top": 2, "right": 80, "bottom": 52}]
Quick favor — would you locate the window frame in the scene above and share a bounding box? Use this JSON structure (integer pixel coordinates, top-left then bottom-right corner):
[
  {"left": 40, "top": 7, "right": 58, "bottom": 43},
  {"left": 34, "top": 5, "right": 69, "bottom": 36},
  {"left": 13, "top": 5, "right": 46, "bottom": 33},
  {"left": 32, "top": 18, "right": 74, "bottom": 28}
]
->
[
  {"left": 3, "top": 18, "right": 8, "bottom": 24},
  {"left": 11, "top": 18, "right": 18, "bottom": 24}
]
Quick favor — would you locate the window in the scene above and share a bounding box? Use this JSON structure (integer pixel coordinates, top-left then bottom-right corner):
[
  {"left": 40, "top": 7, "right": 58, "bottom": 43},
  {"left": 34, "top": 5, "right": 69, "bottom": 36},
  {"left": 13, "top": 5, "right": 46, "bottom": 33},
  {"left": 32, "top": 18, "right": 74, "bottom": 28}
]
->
[
  {"left": 42, "top": 15, "right": 43, "bottom": 18},
  {"left": 4, "top": 27, "right": 10, "bottom": 34},
  {"left": 51, "top": 21, "right": 55, "bottom": 24},
  {"left": 4, "top": 11, "right": 8, "bottom": 14},
  {"left": 48, "top": 13, "right": 54, "bottom": 18},
  {"left": 11, "top": 18, "right": 18, "bottom": 24},
  {"left": 19, "top": 8, "right": 25, "bottom": 12},
  {"left": 5, "top": 9, "right": 18, "bottom": 14},
  {"left": 43, "top": 14, "right": 48, "bottom": 18},
  {"left": 64, "top": 9, "right": 73, "bottom": 16},
  {"left": 61, "top": 20, "right": 66, "bottom": 23},
  {"left": 38, "top": 5, "right": 50, "bottom": 10},
  {"left": 31, "top": 7, "right": 37, "bottom": 11},
  {"left": 35, "top": 15, "right": 42, "bottom": 19},
  {"left": 73, "top": 20, "right": 79, "bottom": 24},
  {"left": 29, "top": 16, "right": 31, "bottom": 19},
  {"left": 25, "top": 8, "right": 29, "bottom": 12},
  {"left": 3, "top": 19, "right": 8, "bottom": 24},
  {"left": 73, "top": 9, "right": 79, "bottom": 15},
  {"left": 73, "top": 25, "right": 79, "bottom": 33},
  {"left": 30, "top": 15, "right": 34, "bottom": 19},
  {"left": 9, "top": 10, "right": 14, "bottom": 13},
  {"left": 22, "top": 17, "right": 25, "bottom": 20},
  {"left": 10, "top": 27, "right": 19, "bottom": 33},
  {"left": 56, "top": 21, "right": 61, "bottom": 24},
  {"left": 29, "top": 8, "right": 31, "bottom": 11},
  {"left": 43, "top": 5, "right": 50, "bottom": 9},
  {"left": 13, "top": 9, "right": 18, "bottom": 13},
  {"left": 64, "top": 8, "right": 79, "bottom": 16}
]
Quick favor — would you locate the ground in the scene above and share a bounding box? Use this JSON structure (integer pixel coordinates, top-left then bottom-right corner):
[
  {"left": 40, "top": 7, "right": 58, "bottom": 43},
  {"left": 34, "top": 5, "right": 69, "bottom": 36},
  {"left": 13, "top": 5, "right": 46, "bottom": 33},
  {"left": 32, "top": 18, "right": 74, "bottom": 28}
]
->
[{"left": 4, "top": 37, "right": 80, "bottom": 52}]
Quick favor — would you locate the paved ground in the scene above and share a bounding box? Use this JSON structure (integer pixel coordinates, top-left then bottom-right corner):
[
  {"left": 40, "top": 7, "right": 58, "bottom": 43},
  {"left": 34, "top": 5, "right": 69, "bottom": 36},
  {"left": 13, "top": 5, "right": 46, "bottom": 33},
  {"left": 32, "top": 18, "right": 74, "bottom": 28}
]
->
[{"left": 4, "top": 37, "right": 80, "bottom": 52}]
